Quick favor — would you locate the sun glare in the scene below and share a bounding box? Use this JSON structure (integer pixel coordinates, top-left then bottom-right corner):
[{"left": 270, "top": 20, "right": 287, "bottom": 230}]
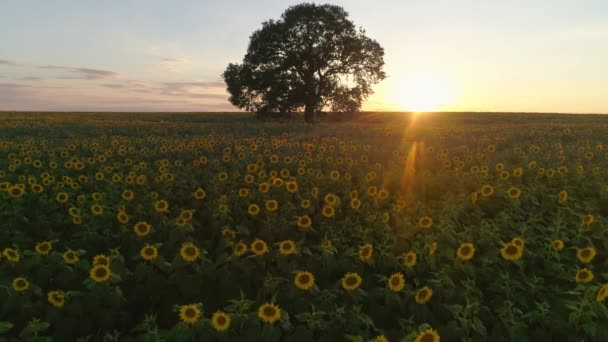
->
[{"left": 390, "top": 73, "right": 455, "bottom": 112}]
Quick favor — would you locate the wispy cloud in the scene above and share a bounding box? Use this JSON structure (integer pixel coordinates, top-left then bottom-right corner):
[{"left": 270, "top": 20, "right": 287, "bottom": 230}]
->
[
  {"left": 39, "top": 65, "right": 120, "bottom": 80},
  {"left": 160, "top": 81, "right": 226, "bottom": 99},
  {"left": 99, "top": 83, "right": 126, "bottom": 88},
  {"left": 0, "top": 59, "right": 17, "bottom": 66}
]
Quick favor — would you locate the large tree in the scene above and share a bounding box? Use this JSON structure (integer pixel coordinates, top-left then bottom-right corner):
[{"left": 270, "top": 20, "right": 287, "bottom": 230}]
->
[{"left": 222, "top": 3, "right": 386, "bottom": 123}]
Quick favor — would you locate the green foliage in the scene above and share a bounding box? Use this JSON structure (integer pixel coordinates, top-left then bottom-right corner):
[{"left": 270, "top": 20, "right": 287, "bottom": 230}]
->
[{"left": 0, "top": 112, "right": 607, "bottom": 340}]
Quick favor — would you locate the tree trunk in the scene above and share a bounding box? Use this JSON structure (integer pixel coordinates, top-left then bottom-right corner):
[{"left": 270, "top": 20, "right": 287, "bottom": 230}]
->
[{"left": 304, "top": 101, "right": 316, "bottom": 124}]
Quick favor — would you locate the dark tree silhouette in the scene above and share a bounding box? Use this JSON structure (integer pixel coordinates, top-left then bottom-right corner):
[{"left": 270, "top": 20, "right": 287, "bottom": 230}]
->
[{"left": 222, "top": 3, "right": 386, "bottom": 123}]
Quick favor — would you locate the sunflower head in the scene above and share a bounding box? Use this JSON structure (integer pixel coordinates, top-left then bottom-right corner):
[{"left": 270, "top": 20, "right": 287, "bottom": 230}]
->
[
  {"left": 294, "top": 271, "right": 315, "bottom": 290},
  {"left": 211, "top": 311, "right": 231, "bottom": 332},
  {"left": 12, "top": 277, "right": 30, "bottom": 292},
  {"left": 47, "top": 290, "right": 65, "bottom": 308},
  {"left": 35, "top": 241, "right": 53, "bottom": 255},
  {"left": 90, "top": 265, "right": 112, "bottom": 283},
  {"left": 576, "top": 268, "right": 594, "bottom": 284},
  {"left": 403, "top": 251, "right": 417, "bottom": 268},
  {"left": 387, "top": 272, "right": 405, "bottom": 292},
  {"left": 341, "top": 272, "right": 363, "bottom": 291},
  {"left": 63, "top": 250, "right": 79, "bottom": 264},
  {"left": 415, "top": 286, "right": 433, "bottom": 304},
  {"left": 296, "top": 215, "right": 312, "bottom": 229},
  {"left": 597, "top": 283, "right": 608, "bottom": 302},
  {"left": 456, "top": 242, "right": 475, "bottom": 261},
  {"left": 577, "top": 247, "right": 597, "bottom": 263},
  {"left": 2, "top": 248, "right": 20, "bottom": 263},
  {"left": 414, "top": 328, "right": 440, "bottom": 342},
  {"left": 418, "top": 216, "right": 433, "bottom": 229},
  {"left": 140, "top": 244, "right": 158, "bottom": 261},
  {"left": 500, "top": 243, "right": 523, "bottom": 261},
  {"left": 180, "top": 242, "right": 201, "bottom": 262},
  {"left": 278, "top": 240, "right": 296, "bottom": 255},
  {"left": 179, "top": 304, "right": 202, "bottom": 325},
  {"left": 257, "top": 303, "right": 281, "bottom": 324},
  {"left": 251, "top": 239, "right": 268, "bottom": 256},
  {"left": 358, "top": 243, "right": 373, "bottom": 261},
  {"left": 233, "top": 241, "right": 248, "bottom": 256},
  {"left": 552, "top": 239, "right": 564, "bottom": 251}
]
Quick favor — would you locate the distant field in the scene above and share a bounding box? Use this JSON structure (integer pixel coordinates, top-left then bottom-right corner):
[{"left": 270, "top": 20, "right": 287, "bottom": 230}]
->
[{"left": 1, "top": 112, "right": 607, "bottom": 341}]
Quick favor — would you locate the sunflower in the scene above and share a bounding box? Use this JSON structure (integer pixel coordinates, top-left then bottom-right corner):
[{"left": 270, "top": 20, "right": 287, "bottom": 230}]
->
[
  {"left": 583, "top": 214, "right": 594, "bottom": 225},
  {"left": 140, "top": 244, "right": 158, "bottom": 261},
  {"left": 180, "top": 242, "right": 201, "bottom": 262},
  {"left": 373, "top": 335, "right": 389, "bottom": 342},
  {"left": 278, "top": 240, "right": 296, "bottom": 255},
  {"left": 251, "top": 239, "right": 268, "bottom": 256},
  {"left": 211, "top": 311, "right": 231, "bottom": 332},
  {"left": 248, "top": 204, "right": 261, "bottom": 216},
  {"left": 414, "top": 328, "right": 440, "bottom": 342},
  {"left": 358, "top": 243, "right": 373, "bottom": 261},
  {"left": 88, "top": 259, "right": 112, "bottom": 280},
  {"left": 296, "top": 215, "right": 312, "bottom": 230},
  {"left": 576, "top": 268, "right": 594, "bottom": 284},
  {"left": 258, "top": 303, "right": 281, "bottom": 324},
  {"left": 597, "top": 283, "right": 608, "bottom": 302},
  {"left": 294, "top": 271, "right": 315, "bottom": 290},
  {"left": 415, "top": 286, "right": 433, "bottom": 304},
  {"left": 90, "top": 204, "right": 103, "bottom": 216},
  {"left": 56, "top": 192, "right": 69, "bottom": 203},
  {"left": 179, "top": 210, "right": 193, "bottom": 221},
  {"left": 193, "top": 188, "right": 207, "bottom": 200},
  {"left": 179, "top": 304, "right": 202, "bottom": 325},
  {"left": 403, "top": 251, "right": 417, "bottom": 268},
  {"left": 35, "top": 241, "right": 52, "bottom": 255},
  {"left": 456, "top": 243, "right": 475, "bottom": 261},
  {"left": 133, "top": 221, "right": 152, "bottom": 237},
  {"left": 265, "top": 199, "right": 279, "bottom": 212},
  {"left": 507, "top": 187, "right": 521, "bottom": 199},
  {"left": 418, "top": 216, "right": 433, "bottom": 229},
  {"left": 301, "top": 199, "right": 311, "bottom": 209},
  {"left": 480, "top": 185, "right": 494, "bottom": 197},
  {"left": 153, "top": 200, "right": 169, "bottom": 213},
  {"left": 217, "top": 227, "right": 233, "bottom": 239},
  {"left": 387, "top": 272, "right": 405, "bottom": 292},
  {"left": 577, "top": 247, "right": 597, "bottom": 263},
  {"left": 321, "top": 239, "right": 332, "bottom": 250},
  {"left": 558, "top": 190, "right": 568, "bottom": 204},
  {"left": 2, "top": 248, "right": 20, "bottom": 263},
  {"left": 500, "top": 243, "right": 523, "bottom": 261},
  {"left": 341, "top": 272, "right": 363, "bottom": 291},
  {"left": 233, "top": 241, "right": 248, "bottom": 256},
  {"left": 8, "top": 186, "right": 25, "bottom": 198},
  {"left": 428, "top": 242, "right": 438, "bottom": 256},
  {"left": 350, "top": 198, "right": 362, "bottom": 209},
  {"left": 63, "top": 250, "right": 79, "bottom": 264},
  {"left": 321, "top": 205, "right": 335, "bottom": 218},
  {"left": 121, "top": 190, "right": 134, "bottom": 201},
  {"left": 285, "top": 181, "right": 298, "bottom": 193},
  {"left": 116, "top": 210, "right": 129, "bottom": 224},
  {"left": 47, "top": 290, "right": 65, "bottom": 308},
  {"left": 552, "top": 240, "right": 564, "bottom": 251},
  {"left": 12, "top": 277, "right": 29, "bottom": 292}
]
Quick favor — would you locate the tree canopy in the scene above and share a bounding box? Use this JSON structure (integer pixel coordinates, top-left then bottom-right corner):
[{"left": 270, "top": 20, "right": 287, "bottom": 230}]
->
[{"left": 222, "top": 3, "right": 386, "bottom": 122}]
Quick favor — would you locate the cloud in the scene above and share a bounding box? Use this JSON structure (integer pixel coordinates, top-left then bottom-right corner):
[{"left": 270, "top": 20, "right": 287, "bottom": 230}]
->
[
  {"left": 21, "top": 76, "right": 43, "bottom": 81},
  {"left": 99, "top": 83, "right": 125, "bottom": 88},
  {"left": 39, "top": 65, "right": 120, "bottom": 80},
  {"left": 0, "top": 59, "right": 17, "bottom": 66},
  {"left": 160, "top": 81, "right": 226, "bottom": 99},
  {"left": 162, "top": 57, "right": 190, "bottom": 65}
]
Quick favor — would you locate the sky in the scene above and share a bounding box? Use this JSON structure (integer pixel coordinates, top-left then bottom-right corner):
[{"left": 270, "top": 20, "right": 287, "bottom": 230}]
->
[{"left": 1, "top": 0, "right": 607, "bottom": 113}]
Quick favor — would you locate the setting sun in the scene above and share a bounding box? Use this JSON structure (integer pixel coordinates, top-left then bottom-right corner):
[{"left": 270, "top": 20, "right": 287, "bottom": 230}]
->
[{"left": 390, "top": 73, "right": 456, "bottom": 112}]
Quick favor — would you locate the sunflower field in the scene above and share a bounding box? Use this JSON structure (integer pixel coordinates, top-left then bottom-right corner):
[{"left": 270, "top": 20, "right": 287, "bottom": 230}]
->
[{"left": 1, "top": 112, "right": 608, "bottom": 341}]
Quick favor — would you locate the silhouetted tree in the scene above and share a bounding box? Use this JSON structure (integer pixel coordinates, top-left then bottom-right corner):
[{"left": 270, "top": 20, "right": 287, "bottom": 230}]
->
[{"left": 222, "top": 3, "right": 386, "bottom": 123}]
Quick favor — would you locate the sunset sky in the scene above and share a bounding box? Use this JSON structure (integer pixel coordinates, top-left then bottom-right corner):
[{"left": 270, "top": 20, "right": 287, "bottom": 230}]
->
[{"left": 1, "top": 0, "right": 607, "bottom": 113}]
